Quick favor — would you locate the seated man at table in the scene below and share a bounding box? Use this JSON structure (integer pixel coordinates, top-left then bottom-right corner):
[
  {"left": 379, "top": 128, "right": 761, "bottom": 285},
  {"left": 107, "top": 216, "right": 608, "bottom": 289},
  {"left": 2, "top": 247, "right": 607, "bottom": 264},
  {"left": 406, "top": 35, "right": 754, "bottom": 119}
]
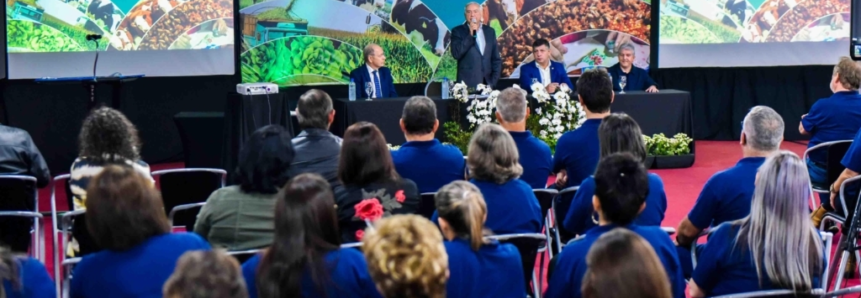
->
[
  {"left": 349, "top": 43, "right": 398, "bottom": 99},
  {"left": 518, "top": 38, "right": 574, "bottom": 94},
  {"left": 495, "top": 87, "right": 552, "bottom": 189},
  {"left": 288, "top": 89, "right": 343, "bottom": 189},
  {"left": 553, "top": 68, "right": 613, "bottom": 188},
  {"left": 392, "top": 96, "right": 465, "bottom": 193},
  {"left": 606, "top": 43, "right": 657, "bottom": 93}
]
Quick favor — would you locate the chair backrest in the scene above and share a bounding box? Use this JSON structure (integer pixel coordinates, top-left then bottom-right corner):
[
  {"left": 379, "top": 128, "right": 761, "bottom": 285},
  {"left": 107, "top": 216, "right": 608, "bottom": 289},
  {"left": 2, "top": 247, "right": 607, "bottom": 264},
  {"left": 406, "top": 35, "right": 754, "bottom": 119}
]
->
[
  {"left": 154, "top": 168, "right": 226, "bottom": 230},
  {"left": 824, "top": 285, "right": 861, "bottom": 297},
  {"left": 533, "top": 189, "right": 558, "bottom": 221},
  {"left": 485, "top": 233, "right": 546, "bottom": 295},
  {"left": 820, "top": 231, "right": 833, "bottom": 289},
  {"left": 553, "top": 186, "right": 579, "bottom": 245},
  {"left": 710, "top": 289, "right": 823, "bottom": 298},
  {"left": 418, "top": 192, "right": 437, "bottom": 219},
  {"left": 227, "top": 249, "right": 262, "bottom": 264},
  {"left": 0, "top": 175, "right": 38, "bottom": 253},
  {"left": 826, "top": 142, "right": 852, "bottom": 185}
]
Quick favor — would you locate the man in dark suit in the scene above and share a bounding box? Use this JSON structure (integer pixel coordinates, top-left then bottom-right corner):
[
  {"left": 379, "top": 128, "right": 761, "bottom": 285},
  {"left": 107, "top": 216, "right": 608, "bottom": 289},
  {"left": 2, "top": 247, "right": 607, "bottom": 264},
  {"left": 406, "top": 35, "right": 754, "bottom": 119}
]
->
[
  {"left": 450, "top": 2, "right": 502, "bottom": 88},
  {"left": 519, "top": 38, "right": 574, "bottom": 93},
  {"left": 349, "top": 43, "right": 398, "bottom": 99}
]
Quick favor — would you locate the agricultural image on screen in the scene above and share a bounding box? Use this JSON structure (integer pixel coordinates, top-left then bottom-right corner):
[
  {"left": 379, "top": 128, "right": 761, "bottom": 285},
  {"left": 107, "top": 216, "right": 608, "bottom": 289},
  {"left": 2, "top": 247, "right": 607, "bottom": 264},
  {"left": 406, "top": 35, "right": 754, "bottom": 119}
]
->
[
  {"left": 240, "top": 0, "right": 651, "bottom": 87},
  {"left": 6, "top": 0, "right": 234, "bottom": 52},
  {"left": 659, "top": 0, "right": 850, "bottom": 44}
]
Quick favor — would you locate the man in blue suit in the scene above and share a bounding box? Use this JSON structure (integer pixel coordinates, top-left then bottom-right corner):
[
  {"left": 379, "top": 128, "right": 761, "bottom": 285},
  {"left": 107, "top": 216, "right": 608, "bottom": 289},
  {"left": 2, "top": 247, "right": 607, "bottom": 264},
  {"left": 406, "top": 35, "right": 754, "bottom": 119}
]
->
[
  {"left": 519, "top": 38, "right": 574, "bottom": 94},
  {"left": 450, "top": 2, "right": 501, "bottom": 88},
  {"left": 349, "top": 43, "right": 398, "bottom": 99}
]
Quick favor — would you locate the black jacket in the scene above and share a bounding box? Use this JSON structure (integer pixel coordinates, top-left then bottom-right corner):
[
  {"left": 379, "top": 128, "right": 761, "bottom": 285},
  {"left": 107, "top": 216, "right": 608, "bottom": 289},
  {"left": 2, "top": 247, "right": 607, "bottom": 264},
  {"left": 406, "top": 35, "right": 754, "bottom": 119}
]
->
[
  {"left": 450, "top": 23, "right": 502, "bottom": 88},
  {"left": 288, "top": 128, "right": 342, "bottom": 189},
  {"left": 0, "top": 124, "right": 50, "bottom": 188}
]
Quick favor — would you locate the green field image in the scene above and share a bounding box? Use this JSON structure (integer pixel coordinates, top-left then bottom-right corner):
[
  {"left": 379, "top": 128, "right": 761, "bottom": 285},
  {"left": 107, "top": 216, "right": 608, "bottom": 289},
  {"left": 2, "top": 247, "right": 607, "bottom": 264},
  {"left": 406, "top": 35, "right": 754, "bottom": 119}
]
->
[
  {"left": 8, "top": 19, "right": 84, "bottom": 51},
  {"left": 430, "top": 48, "right": 457, "bottom": 83},
  {"left": 6, "top": 0, "right": 105, "bottom": 51},
  {"left": 40, "top": 14, "right": 105, "bottom": 50},
  {"left": 660, "top": 15, "right": 726, "bottom": 43},
  {"left": 387, "top": 20, "right": 441, "bottom": 69},
  {"left": 241, "top": 35, "right": 364, "bottom": 86}
]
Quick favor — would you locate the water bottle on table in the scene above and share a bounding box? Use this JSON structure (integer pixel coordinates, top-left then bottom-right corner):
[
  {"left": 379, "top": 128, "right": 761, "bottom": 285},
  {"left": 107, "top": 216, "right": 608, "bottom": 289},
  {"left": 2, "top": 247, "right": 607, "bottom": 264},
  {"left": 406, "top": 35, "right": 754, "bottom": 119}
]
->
[
  {"left": 348, "top": 79, "right": 356, "bottom": 101},
  {"left": 442, "top": 77, "right": 450, "bottom": 99}
]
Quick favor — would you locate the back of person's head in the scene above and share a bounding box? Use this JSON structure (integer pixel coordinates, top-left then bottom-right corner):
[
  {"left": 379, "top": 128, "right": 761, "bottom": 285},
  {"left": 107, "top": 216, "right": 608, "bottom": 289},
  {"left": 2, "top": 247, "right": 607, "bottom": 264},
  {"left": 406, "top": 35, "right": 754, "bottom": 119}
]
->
[
  {"left": 496, "top": 87, "right": 528, "bottom": 123},
  {"left": 236, "top": 125, "right": 295, "bottom": 194},
  {"left": 576, "top": 68, "right": 613, "bottom": 113},
  {"left": 86, "top": 165, "right": 169, "bottom": 251},
  {"left": 362, "top": 215, "right": 448, "bottom": 298},
  {"left": 0, "top": 247, "right": 20, "bottom": 298},
  {"left": 593, "top": 153, "right": 650, "bottom": 225},
  {"left": 297, "top": 89, "right": 334, "bottom": 130},
  {"left": 78, "top": 106, "right": 141, "bottom": 162},
  {"left": 163, "top": 250, "right": 248, "bottom": 298},
  {"left": 834, "top": 56, "right": 861, "bottom": 91},
  {"left": 257, "top": 173, "right": 340, "bottom": 298},
  {"left": 582, "top": 228, "right": 672, "bottom": 298},
  {"left": 401, "top": 96, "right": 438, "bottom": 135},
  {"left": 742, "top": 106, "right": 784, "bottom": 152},
  {"left": 741, "top": 151, "right": 822, "bottom": 291},
  {"left": 338, "top": 122, "right": 399, "bottom": 186},
  {"left": 598, "top": 113, "right": 647, "bottom": 163},
  {"left": 435, "top": 180, "right": 490, "bottom": 251},
  {"left": 467, "top": 123, "right": 523, "bottom": 184}
]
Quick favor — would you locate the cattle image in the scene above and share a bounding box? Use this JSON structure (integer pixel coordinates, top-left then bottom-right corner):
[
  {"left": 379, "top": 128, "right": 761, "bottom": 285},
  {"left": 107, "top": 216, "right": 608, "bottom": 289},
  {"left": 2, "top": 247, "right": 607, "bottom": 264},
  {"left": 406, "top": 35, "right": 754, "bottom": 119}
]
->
[{"left": 387, "top": 0, "right": 450, "bottom": 56}]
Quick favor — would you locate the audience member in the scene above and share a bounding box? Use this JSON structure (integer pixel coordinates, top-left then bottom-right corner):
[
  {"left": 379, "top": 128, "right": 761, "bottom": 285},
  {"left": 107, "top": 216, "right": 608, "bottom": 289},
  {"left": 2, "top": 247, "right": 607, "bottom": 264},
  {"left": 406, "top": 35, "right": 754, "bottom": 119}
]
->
[
  {"left": 195, "top": 125, "right": 294, "bottom": 251},
  {"left": 581, "top": 229, "right": 672, "bottom": 298},
  {"left": 435, "top": 180, "right": 525, "bottom": 298},
  {"left": 689, "top": 152, "right": 823, "bottom": 297},
  {"left": 495, "top": 87, "right": 553, "bottom": 189},
  {"left": 163, "top": 250, "right": 248, "bottom": 298},
  {"left": 554, "top": 68, "right": 613, "bottom": 188},
  {"left": 0, "top": 124, "right": 50, "bottom": 253},
  {"left": 822, "top": 125, "right": 861, "bottom": 275},
  {"left": 545, "top": 153, "right": 684, "bottom": 298},
  {"left": 676, "top": 106, "right": 783, "bottom": 276},
  {"left": 242, "top": 173, "right": 380, "bottom": 298},
  {"left": 289, "top": 89, "right": 342, "bottom": 189},
  {"left": 391, "top": 96, "right": 465, "bottom": 193},
  {"left": 70, "top": 165, "right": 210, "bottom": 298},
  {"left": 563, "top": 113, "right": 667, "bottom": 235},
  {"left": 435, "top": 123, "right": 541, "bottom": 234},
  {"left": 335, "top": 122, "right": 419, "bottom": 242},
  {"left": 0, "top": 246, "right": 55, "bottom": 298},
  {"left": 362, "top": 215, "right": 448, "bottom": 298}
]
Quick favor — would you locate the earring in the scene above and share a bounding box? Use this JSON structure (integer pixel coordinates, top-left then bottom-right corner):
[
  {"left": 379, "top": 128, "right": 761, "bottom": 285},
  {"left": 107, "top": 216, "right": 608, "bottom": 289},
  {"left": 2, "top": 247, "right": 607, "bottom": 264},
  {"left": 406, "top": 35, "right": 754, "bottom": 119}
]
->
[{"left": 591, "top": 212, "right": 599, "bottom": 224}]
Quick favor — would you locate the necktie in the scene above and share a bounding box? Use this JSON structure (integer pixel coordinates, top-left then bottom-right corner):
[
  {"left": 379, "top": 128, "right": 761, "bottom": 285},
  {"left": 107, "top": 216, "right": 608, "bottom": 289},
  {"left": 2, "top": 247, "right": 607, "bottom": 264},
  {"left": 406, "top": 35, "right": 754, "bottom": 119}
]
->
[{"left": 373, "top": 70, "right": 383, "bottom": 98}]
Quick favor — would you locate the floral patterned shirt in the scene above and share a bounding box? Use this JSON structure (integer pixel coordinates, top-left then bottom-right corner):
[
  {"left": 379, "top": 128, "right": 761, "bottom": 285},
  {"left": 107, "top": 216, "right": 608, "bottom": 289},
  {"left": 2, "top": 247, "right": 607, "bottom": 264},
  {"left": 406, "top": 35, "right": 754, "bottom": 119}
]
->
[{"left": 334, "top": 179, "right": 420, "bottom": 242}]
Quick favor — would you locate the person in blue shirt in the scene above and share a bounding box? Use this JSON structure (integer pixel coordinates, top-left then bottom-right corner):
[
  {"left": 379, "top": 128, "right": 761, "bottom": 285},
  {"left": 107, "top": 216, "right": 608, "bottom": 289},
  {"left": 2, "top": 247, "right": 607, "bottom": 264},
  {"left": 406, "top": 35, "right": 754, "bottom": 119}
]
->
[
  {"left": 545, "top": 153, "right": 684, "bottom": 298},
  {"left": 391, "top": 96, "right": 465, "bottom": 193},
  {"left": 495, "top": 88, "right": 552, "bottom": 189},
  {"left": 70, "top": 165, "right": 212, "bottom": 298},
  {"left": 0, "top": 247, "right": 55, "bottom": 298},
  {"left": 435, "top": 180, "right": 525, "bottom": 298},
  {"left": 581, "top": 229, "right": 673, "bottom": 298},
  {"left": 518, "top": 39, "right": 574, "bottom": 94},
  {"left": 823, "top": 127, "right": 861, "bottom": 275},
  {"left": 675, "top": 106, "right": 783, "bottom": 276},
  {"left": 349, "top": 44, "right": 398, "bottom": 99},
  {"left": 563, "top": 113, "right": 667, "bottom": 236},
  {"left": 606, "top": 43, "right": 657, "bottom": 93},
  {"left": 163, "top": 250, "right": 247, "bottom": 298},
  {"left": 243, "top": 173, "right": 381, "bottom": 298},
  {"left": 689, "top": 152, "right": 824, "bottom": 297},
  {"left": 553, "top": 68, "right": 613, "bottom": 189}
]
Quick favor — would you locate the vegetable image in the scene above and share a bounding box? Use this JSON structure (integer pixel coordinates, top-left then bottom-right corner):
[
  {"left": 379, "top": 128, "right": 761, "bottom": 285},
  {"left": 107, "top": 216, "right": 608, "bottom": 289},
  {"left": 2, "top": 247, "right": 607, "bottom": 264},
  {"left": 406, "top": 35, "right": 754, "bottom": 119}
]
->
[
  {"left": 8, "top": 20, "right": 83, "bottom": 52},
  {"left": 659, "top": 15, "right": 722, "bottom": 43},
  {"left": 241, "top": 35, "right": 364, "bottom": 85}
]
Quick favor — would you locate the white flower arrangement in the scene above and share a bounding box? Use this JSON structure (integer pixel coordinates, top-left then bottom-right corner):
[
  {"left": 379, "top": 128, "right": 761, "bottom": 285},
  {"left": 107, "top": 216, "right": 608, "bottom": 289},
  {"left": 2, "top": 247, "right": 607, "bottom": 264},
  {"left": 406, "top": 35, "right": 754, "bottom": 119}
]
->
[
  {"left": 451, "top": 81, "right": 469, "bottom": 103},
  {"left": 519, "top": 83, "right": 585, "bottom": 140},
  {"left": 465, "top": 90, "right": 498, "bottom": 129}
]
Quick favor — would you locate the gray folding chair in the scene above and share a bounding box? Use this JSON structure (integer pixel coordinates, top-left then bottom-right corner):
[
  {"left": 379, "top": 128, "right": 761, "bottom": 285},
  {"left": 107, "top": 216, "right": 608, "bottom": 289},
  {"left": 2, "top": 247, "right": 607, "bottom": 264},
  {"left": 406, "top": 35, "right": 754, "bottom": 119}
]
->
[
  {"left": 418, "top": 192, "right": 437, "bottom": 219},
  {"left": 486, "top": 233, "right": 547, "bottom": 298},
  {"left": 825, "top": 285, "right": 861, "bottom": 297},
  {"left": 0, "top": 175, "right": 43, "bottom": 262},
  {"left": 227, "top": 248, "right": 262, "bottom": 264},
  {"left": 58, "top": 209, "right": 85, "bottom": 298},
  {"left": 821, "top": 231, "right": 833, "bottom": 290},
  {"left": 50, "top": 174, "right": 71, "bottom": 297},
  {"left": 803, "top": 140, "right": 853, "bottom": 209},
  {"left": 551, "top": 186, "right": 579, "bottom": 255},
  {"left": 341, "top": 242, "right": 362, "bottom": 249},
  {"left": 711, "top": 289, "right": 824, "bottom": 298},
  {"left": 60, "top": 256, "right": 81, "bottom": 298},
  {"left": 152, "top": 168, "right": 226, "bottom": 229},
  {"left": 828, "top": 176, "right": 861, "bottom": 291}
]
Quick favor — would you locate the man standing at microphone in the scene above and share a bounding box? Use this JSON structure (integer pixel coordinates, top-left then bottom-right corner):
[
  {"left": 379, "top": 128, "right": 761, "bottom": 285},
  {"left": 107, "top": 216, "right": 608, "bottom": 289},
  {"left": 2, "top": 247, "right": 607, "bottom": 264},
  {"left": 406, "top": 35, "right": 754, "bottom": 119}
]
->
[{"left": 450, "top": 2, "right": 502, "bottom": 89}]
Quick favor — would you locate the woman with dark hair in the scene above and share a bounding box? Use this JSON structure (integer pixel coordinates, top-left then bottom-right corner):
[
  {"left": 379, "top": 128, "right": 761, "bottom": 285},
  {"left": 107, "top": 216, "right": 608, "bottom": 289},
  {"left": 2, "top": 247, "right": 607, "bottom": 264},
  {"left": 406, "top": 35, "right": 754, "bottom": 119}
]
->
[
  {"left": 0, "top": 246, "right": 55, "bottom": 298},
  {"left": 563, "top": 113, "right": 667, "bottom": 236},
  {"left": 435, "top": 181, "right": 525, "bottom": 298},
  {"left": 335, "top": 122, "right": 419, "bottom": 242},
  {"left": 581, "top": 229, "right": 673, "bottom": 298},
  {"left": 545, "top": 153, "right": 684, "bottom": 298},
  {"left": 241, "top": 173, "right": 381, "bottom": 298},
  {"left": 195, "top": 125, "right": 295, "bottom": 250},
  {"left": 70, "top": 165, "right": 210, "bottom": 298}
]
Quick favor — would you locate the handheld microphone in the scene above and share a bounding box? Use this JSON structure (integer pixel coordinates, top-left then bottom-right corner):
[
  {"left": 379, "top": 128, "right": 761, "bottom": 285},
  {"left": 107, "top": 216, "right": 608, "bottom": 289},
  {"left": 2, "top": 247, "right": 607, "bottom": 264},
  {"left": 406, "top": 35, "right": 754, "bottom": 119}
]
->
[{"left": 470, "top": 17, "right": 476, "bottom": 24}]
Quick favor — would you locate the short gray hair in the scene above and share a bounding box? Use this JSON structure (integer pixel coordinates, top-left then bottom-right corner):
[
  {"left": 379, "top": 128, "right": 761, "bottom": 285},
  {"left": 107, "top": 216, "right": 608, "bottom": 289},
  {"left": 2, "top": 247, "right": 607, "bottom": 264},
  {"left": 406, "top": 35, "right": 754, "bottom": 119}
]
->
[
  {"left": 467, "top": 123, "right": 523, "bottom": 184},
  {"left": 742, "top": 106, "right": 784, "bottom": 152},
  {"left": 363, "top": 44, "right": 380, "bottom": 63},
  {"left": 496, "top": 88, "right": 528, "bottom": 123},
  {"left": 296, "top": 89, "right": 333, "bottom": 130},
  {"left": 465, "top": 1, "right": 479, "bottom": 11},
  {"left": 619, "top": 43, "right": 636, "bottom": 55}
]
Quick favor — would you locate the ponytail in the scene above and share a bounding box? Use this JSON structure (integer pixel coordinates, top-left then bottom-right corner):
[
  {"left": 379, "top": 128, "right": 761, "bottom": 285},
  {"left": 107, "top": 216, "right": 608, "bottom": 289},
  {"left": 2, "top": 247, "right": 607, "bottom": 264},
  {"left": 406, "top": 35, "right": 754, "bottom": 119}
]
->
[
  {"left": 436, "top": 181, "right": 490, "bottom": 251},
  {"left": 465, "top": 193, "right": 486, "bottom": 251}
]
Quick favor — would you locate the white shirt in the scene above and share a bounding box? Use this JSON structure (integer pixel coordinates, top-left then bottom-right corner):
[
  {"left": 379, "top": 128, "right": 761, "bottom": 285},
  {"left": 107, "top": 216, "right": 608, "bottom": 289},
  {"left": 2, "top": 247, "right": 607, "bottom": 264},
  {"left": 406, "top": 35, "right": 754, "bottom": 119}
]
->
[
  {"left": 366, "top": 64, "right": 380, "bottom": 98},
  {"left": 476, "top": 26, "right": 486, "bottom": 56},
  {"left": 537, "top": 61, "right": 551, "bottom": 86}
]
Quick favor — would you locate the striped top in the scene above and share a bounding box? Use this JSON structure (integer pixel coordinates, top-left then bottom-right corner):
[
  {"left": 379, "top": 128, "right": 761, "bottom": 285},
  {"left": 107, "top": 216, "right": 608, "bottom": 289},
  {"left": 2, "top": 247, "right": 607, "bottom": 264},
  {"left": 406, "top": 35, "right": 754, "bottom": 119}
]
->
[{"left": 69, "top": 157, "right": 153, "bottom": 210}]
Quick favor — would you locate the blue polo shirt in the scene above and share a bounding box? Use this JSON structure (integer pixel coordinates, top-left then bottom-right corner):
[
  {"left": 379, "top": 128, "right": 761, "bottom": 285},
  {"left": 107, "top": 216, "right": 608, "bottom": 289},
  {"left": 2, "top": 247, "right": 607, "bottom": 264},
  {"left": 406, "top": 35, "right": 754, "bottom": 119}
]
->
[
  {"left": 444, "top": 238, "right": 525, "bottom": 298},
  {"left": 563, "top": 173, "right": 667, "bottom": 235},
  {"left": 687, "top": 157, "right": 766, "bottom": 229},
  {"left": 802, "top": 91, "right": 861, "bottom": 163},
  {"left": 242, "top": 248, "right": 382, "bottom": 298},
  {"left": 692, "top": 223, "right": 822, "bottom": 296},
  {"left": 545, "top": 224, "right": 685, "bottom": 298},
  {"left": 843, "top": 128, "right": 861, "bottom": 173},
  {"left": 434, "top": 179, "right": 542, "bottom": 234},
  {"left": 509, "top": 131, "right": 553, "bottom": 189},
  {"left": 607, "top": 63, "right": 657, "bottom": 92},
  {"left": 2, "top": 257, "right": 55, "bottom": 298},
  {"left": 553, "top": 119, "right": 602, "bottom": 188},
  {"left": 392, "top": 139, "right": 465, "bottom": 193}
]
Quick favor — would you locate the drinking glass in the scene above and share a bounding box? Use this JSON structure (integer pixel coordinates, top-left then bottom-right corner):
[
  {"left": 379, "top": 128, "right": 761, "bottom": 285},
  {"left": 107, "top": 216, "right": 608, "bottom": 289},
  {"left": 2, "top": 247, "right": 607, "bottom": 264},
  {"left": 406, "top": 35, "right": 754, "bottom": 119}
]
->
[
  {"left": 365, "top": 82, "right": 374, "bottom": 100},
  {"left": 619, "top": 76, "right": 627, "bottom": 94}
]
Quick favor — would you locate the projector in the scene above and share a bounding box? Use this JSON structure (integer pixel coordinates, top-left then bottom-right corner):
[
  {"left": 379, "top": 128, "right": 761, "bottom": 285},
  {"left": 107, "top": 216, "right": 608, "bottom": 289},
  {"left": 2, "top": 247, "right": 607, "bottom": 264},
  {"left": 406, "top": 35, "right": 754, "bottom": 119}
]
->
[{"left": 237, "top": 83, "right": 278, "bottom": 95}]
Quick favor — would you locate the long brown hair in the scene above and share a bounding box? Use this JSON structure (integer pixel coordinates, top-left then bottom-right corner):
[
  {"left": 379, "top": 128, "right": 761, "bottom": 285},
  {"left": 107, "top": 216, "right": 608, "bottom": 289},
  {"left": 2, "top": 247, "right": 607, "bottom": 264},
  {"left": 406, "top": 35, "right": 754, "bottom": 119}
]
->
[
  {"left": 337, "top": 122, "right": 400, "bottom": 186},
  {"left": 581, "top": 228, "right": 672, "bottom": 298},
  {"left": 435, "top": 181, "right": 489, "bottom": 251}
]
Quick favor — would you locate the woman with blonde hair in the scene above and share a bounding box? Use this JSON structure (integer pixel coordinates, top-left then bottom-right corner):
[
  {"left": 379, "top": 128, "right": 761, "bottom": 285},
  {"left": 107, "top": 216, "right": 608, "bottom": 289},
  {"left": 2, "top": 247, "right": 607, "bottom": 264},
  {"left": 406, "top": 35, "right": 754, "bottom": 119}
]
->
[
  {"left": 435, "top": 181, "right": 525, "bottom": 298},
  {"left": 362, "top": 215, "right": 448, "bottom": 298},
  {"left": 582, "top": 228, "right": 672, "bottom": 298},
  {"left": 163, "top": 250, "right": 248, "bottom": 298}
]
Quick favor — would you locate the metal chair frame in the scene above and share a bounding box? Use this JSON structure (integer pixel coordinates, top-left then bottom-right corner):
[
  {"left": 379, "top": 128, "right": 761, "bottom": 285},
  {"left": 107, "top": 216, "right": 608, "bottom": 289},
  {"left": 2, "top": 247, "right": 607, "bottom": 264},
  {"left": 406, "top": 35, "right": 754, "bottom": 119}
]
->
[
  {"left": 151, "top": 168, "right": 227, "bottom": 227},
  {"left": 0, "top": 175, "right": 42, "bottom": 262},
  {"left": 485, "top": 233, "right": 547, "bottom": 298},
  {"left": 710, "top": 289, "right": 824, "bottom": 298},
  {"left": 803, "top": 140, "right": 853, "bottom": 208}
]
